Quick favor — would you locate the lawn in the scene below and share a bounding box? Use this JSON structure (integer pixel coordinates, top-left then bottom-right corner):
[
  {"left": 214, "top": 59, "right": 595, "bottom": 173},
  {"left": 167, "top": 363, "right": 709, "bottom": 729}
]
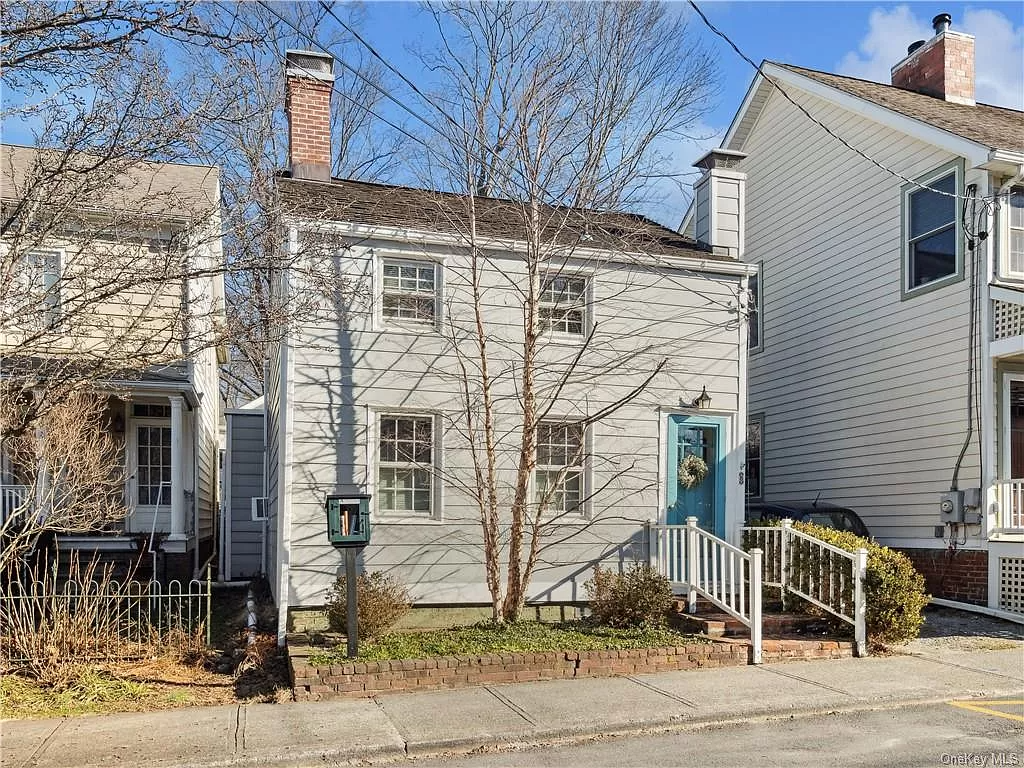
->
[{"left": 309, "top": 620, "right": 708, "bottom": 664}]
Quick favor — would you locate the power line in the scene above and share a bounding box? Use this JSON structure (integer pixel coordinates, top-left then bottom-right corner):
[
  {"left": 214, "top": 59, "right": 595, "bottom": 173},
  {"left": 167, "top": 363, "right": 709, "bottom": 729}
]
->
[
  {"left": 264, "top": 2, "right": 751, "bottom": 312},
  {"left": 687, "top": 0, "right": 1005, "bottom": 204}
]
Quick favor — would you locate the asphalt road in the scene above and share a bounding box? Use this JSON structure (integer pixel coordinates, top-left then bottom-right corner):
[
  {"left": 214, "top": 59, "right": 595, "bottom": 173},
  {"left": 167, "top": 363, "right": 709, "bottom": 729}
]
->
[{"left": 416, "top": 699, "right": 1024, "bottom": 768}]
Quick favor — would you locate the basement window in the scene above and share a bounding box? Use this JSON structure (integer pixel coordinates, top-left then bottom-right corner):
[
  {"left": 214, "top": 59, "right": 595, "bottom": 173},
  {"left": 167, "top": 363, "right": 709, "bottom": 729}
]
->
[{"left": 902, "top": 162, "right": 963, "bottom": 298}]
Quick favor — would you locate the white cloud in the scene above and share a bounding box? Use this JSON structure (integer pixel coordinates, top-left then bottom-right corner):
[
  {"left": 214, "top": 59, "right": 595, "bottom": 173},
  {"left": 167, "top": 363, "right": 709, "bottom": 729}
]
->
[{"left": 838, "top": 5, "right": 1023, "bottom": 109}]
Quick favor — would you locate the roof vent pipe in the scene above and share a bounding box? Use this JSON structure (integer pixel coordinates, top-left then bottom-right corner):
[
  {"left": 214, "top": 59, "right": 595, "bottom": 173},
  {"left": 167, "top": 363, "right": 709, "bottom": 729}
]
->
[
  {"left": 907, "top": 40, "right": 926, "bottom": 55},
  {"left": 933, "top": 13, "right": 952, "bottom": 35}
]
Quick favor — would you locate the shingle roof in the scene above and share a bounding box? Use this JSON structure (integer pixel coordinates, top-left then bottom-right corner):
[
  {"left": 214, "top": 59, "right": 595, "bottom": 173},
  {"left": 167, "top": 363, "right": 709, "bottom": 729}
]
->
[
  {"left": 277, "top": 176, "right": 731, "bottom": 262},
  {"left": 1, "top": 144, "right": 220, "bottom": 220},
  {"left": 775, "top": 63, "right": 1024, "bottom": 153}
]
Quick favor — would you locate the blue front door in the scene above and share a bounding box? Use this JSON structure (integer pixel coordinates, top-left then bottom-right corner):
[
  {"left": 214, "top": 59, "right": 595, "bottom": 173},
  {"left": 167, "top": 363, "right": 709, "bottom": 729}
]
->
[{"left": 666, "top": 415, "right": 726, "bottom": 536}]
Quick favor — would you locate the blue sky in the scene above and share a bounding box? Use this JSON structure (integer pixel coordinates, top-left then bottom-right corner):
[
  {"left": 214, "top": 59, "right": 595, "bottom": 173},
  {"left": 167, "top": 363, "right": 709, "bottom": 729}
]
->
[{"left": 359, "top": 1, "right": 1023, "bottom": 224}]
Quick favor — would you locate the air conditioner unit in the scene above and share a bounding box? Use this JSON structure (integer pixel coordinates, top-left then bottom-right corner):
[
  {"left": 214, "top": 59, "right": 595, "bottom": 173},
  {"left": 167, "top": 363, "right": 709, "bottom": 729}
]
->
[{"left": 251, "top": 497, "right": 268, "bottom": 522}]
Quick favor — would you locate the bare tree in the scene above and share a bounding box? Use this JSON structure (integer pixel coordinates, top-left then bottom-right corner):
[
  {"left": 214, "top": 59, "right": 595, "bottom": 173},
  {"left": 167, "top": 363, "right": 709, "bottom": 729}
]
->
[
  {"left": 190, "top": 2, "right": 408, "bottom": 406},
  {"left": 414, "top": 1, "right": 721, "bottom": 622},
  {"left": 1, "top": 2, "right": 404, "bottom": 415},
  {"left": 0, "top": 387, "right": 129, "bottom": 572}
]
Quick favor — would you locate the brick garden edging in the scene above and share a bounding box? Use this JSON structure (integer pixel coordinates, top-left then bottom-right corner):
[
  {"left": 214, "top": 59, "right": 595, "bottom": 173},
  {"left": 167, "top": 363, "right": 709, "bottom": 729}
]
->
[{"left": 287, "top": 636, "right": 853, "bottom": 701}]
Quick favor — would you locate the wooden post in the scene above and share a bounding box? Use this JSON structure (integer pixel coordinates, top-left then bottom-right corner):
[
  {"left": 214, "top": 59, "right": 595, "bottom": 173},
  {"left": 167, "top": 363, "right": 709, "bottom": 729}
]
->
[
  {"left": 780, "top": 518, "right": 792, "bottom": 611},
  {"left": 750, "top": 548, "right": 763, "bottom": 664},
  {"left": 854, "top": 547, "right": 869, "bottom": 657},
  {"left": 686, "top": 516, "right": 699, "bottom": 614},
  {"left": 644, "top": 520, "right": 656, "bottom": 570},
  {"left": 346, "top": 548, "right": 358, "bottom": 658}
]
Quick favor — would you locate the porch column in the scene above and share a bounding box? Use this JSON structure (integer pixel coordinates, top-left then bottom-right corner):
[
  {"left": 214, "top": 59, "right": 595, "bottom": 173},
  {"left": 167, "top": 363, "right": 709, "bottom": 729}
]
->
[{"left": 168, "top": 395, "right": 186, "bottom": 540}]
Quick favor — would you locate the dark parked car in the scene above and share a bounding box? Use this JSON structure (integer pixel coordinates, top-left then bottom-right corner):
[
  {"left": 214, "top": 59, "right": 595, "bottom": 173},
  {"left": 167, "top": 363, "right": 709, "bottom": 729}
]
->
[{"left": 745, "top": 501, "right": 871, "bottom": 539}]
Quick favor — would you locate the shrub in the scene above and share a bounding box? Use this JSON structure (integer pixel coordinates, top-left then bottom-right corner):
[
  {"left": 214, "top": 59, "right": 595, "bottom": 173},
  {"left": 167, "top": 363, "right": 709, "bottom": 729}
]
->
[
  {"left": 585, "top": 563, "right": 674, "bottom": 628},
  {"left": 325, "top": 571, "right": 411, "bottom": 639},
  {"left": 784, "top": 521, "right": 928, "bottom": 644}
]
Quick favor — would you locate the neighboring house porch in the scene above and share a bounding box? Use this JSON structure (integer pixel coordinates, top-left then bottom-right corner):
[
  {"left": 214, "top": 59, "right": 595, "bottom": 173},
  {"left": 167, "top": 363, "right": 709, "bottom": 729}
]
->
[
  {"left": 0, "top": 371, "right": 213, "bottom": 580},
  {"left": 988, "top": 286, "right": 1024, "bottom": 615}
]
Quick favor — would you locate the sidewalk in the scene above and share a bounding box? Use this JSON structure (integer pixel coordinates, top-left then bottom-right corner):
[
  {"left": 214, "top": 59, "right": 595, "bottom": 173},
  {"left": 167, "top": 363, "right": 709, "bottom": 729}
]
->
[{"left": 3, "top": 647, "right": 1022, "bottom": 768}]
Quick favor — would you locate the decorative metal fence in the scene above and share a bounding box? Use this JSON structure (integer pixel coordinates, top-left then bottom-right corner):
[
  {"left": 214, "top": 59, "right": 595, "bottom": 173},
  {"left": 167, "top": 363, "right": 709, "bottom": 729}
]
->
[
  {"left": 743, "top": 520, "right": 868, "bottom": 657},
  {"left": 0, "top": 574, "right": 211, "bottom": 664}
]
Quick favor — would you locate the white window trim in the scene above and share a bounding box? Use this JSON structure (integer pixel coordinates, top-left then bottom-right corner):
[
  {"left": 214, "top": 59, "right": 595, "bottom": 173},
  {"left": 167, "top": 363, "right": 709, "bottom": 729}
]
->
[
  {"left": 901, "top": 159, "right": 965, "bottom": 300},
  {"left": 368, "top": 408, "right": 444, "bottom": 523},
  {"left": 999, "top": 185, "right": 1024, "bottom": 283},
  {"left": 747, "top": 264, "right": 763, "bottom": 354},
  {"left": 531, "top": 419, "right": 592, "bottom": 521},
  {"left": 374, "top": 252, "right": 444, "bottom": 333},
  {"left": 538, "top": 271, "right": 593, "bottom": 344}
]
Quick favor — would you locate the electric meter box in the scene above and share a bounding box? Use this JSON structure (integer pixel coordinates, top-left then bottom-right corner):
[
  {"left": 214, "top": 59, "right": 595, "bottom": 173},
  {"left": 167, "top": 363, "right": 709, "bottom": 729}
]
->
[
  {"left": 939, "top": 490, "right": 964, "bottom": 524},
  {"left": 326, "top": 494, "right": 371, "bottom": 547}
]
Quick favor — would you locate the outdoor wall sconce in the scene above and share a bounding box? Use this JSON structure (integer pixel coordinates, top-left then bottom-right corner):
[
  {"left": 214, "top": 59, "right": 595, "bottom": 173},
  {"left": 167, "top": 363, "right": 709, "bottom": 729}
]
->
[{"left": 692, "top": 386, "right": 712, "bottom": 410}]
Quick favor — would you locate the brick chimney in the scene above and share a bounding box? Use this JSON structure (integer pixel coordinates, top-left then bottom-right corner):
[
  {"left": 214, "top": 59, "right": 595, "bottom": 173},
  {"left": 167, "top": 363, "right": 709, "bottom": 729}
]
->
[
  {"left": 284, "top": 50, "right": 335, "bottom": 182},
  {"left": 891, "top": 13, "right": 975, "bottom": 105},
  {"left": 692, "top": 149, "right": 747, "bottom": 258}
]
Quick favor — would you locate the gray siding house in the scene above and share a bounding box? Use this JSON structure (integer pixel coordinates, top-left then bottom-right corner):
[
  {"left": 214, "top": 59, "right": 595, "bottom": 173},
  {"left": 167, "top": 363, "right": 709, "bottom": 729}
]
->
[
  {"left": 222, "top": 398, "right": 267, "bottom": 581},
  {"left": 686, "top": 15, "right": 1024, "bottom": 614},
  {"left": 264, "top": 51, "right": 755, "bottom": 637}
]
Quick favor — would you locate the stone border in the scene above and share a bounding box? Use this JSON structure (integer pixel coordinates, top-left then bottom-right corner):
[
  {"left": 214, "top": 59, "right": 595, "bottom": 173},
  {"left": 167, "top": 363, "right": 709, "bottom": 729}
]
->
[
  {"left": 288, "top": 636, "right": 854, "bottom": 701},
  {"left": 290, "top": 643, "right": 747, "bottom": 700}
]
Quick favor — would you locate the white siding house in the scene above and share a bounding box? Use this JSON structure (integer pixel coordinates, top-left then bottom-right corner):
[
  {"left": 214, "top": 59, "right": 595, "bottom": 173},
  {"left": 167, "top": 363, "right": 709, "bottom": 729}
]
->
[
  {"left": 264, "top": 51, "right": 755, "bottom": 637},
  {"left": 690, "top": 17, "right": 1024, "bottom": 613},
  {"left": 0, "top": 144, "right": 225, "bottom": 582}
]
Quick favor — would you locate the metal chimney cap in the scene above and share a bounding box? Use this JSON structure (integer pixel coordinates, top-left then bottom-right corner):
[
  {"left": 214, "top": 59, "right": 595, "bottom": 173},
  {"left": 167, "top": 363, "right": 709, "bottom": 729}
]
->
[
  {"left": 932, "top": 13, "right": 952, "bottom": 34},
  {"left": 285, "top": 49, "right": 335, "bottom": 82},
  {"left": 908, "top": 40, "right": 926, "bottom": 55},
  {"left": 693, "top": 148, "right": 748, "bottom": 171}
]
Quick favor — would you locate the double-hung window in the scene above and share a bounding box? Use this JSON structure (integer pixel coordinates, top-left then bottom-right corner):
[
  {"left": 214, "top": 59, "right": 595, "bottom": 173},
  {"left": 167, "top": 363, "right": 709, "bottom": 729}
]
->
[
  {"left": 539, "top": 275, "right": 587, "bottom": 336},
  {"left": 381, "top": 260, "right": 437, "bottom": 325},
  {"left": 377, "top": 414, "right": 435, "bottom": 517},
  {"left": 903, "top": 163, "right": 961, "bottom": 296},
  {"left": 534, "top": 421, "right": 584, "bottom": 516},
  {"left": 9, "top": 249, "right": 62, "bottom": 329},
  {"left": 1007, "top": 187, "right": 1024, "bottom": 279}
]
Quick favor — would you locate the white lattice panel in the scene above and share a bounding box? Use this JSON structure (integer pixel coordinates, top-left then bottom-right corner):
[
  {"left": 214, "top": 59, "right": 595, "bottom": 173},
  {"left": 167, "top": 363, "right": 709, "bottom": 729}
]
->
[
  {"left": 993, "top": 300, "right": 1024, "bottom": 340},
  {"left": 998, "top": 557, "right": 1024, "bottom": 614}
]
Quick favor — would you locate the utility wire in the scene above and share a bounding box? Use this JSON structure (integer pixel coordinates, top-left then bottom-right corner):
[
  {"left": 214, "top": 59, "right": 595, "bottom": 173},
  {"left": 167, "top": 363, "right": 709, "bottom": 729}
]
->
[
  {"left": 687, "top": 0, "right": 1008, "bottom": 203},
  {"left": 262, "top": 0, "right": 747, "bottom": 309}
]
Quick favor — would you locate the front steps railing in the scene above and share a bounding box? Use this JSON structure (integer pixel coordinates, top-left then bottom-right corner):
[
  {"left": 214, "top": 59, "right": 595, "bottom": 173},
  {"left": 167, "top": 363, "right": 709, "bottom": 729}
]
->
[
  {"left": 743, "top": 519, "right": 868, "bottom": 657},
  {"left": 648, "top": 517, "right": 763, "bottom": 664}
]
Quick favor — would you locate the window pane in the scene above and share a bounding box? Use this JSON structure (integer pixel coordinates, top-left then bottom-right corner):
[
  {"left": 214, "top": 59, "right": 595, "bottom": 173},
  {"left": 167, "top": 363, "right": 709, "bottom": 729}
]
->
[
  {"left": 1010, "top": 190, "right": 1024, "bottom": 230},
  {"left": 909, "top": 173, "right": 956, "bottom": 238},
  {"left": 377, "top": 416, "right": 433, "bottom": 514},
  {"left": 910, "top": 226, "right": 956, "bottom": 287},
  {"left": 1011, "top": 230, "right": 1024, "bottom": 274}
]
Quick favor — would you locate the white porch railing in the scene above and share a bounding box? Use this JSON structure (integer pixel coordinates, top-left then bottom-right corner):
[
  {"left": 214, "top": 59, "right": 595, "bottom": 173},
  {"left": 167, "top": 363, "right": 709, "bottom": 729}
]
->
[
  {"left": 743, "top": 519, "right": 868, "bottom": 657},
  {"left": 648, "top": 517, "right": 763, "bottom": 664},
  {"left": 998, "top": 480, "right": 1024, "bottom": 530},
  {"left": 0, "top": 484, "right": 31, "bottom": 526}
]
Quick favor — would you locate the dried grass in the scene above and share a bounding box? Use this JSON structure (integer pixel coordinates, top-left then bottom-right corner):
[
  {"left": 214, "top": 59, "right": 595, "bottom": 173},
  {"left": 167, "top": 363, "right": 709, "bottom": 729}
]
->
[{"left": 1, "top": 553, "right": 208, "bottom": 688}]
